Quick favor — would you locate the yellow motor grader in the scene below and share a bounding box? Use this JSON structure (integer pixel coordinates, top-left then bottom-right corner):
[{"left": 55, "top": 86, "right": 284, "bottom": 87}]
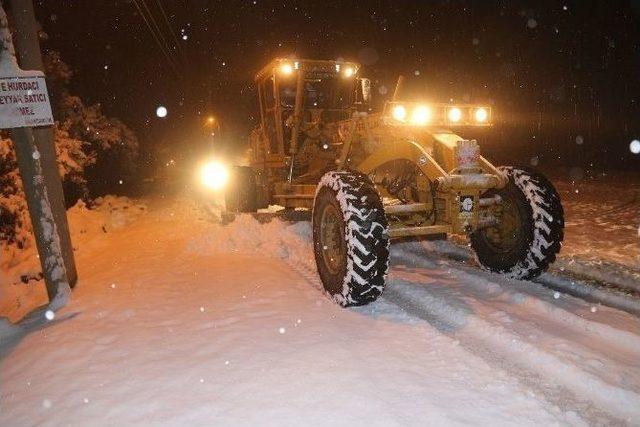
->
[{"left": 224, "top": 58, "right": 564, "bottom": 306}]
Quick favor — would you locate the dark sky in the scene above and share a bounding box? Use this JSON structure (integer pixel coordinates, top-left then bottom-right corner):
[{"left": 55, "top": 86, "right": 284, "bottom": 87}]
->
[{"left": 31, "top": 0, "right": 640, "bottom": 169}]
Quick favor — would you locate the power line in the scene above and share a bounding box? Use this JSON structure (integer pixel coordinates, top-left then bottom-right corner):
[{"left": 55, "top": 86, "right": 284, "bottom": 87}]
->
[
  {"left": 131, "top": 0, "right": 182, "bottom": 79},
  {"left": 139, "top": 0, "right": 177, "bottom": 61},
  {"left": 153, "top": 0, "right": 188, "bottom": 68}
]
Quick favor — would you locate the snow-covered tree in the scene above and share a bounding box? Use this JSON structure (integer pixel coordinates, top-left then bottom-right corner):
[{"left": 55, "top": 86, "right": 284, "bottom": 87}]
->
[
  {"left": 58, "top": 95, "right": 139, "bottom": 194},
  {"left": 0, "top": 126, "right": 91, "bottom": 249},
  {"left": 44, "top": 50, "right": 139, "bottom": 194},
  {"left": 1, "top": 51, "right": 138, "bottom": 250},
  {"left": 0, "top": 137, "right": 30, "bottom": 248}
]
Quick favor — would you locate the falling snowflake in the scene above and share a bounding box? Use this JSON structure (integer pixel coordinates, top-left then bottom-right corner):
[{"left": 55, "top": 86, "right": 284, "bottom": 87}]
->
[
  {"left": 630, "top": 139, "right": 640, "bottom": 154},
  {"left": 278, "top": 327, "right": 286, "bottom": 334},
  {"left": 156, "top": 106, "right": 168, "bottom": 118},
  {"left": 45, "top": 310, "right": 55, "bottom": 321},
  {"left": 553, "top": 291, "right": 560, "bottom": 299}
]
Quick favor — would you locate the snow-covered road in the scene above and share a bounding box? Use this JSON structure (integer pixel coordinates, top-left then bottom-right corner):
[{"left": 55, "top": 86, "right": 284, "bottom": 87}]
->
[{"left": 1, "top": 196, "right": 639, "bottom": 426}]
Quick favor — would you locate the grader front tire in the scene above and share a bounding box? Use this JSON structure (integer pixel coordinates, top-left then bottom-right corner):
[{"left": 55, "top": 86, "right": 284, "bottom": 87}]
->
[{"left": 470, "top": 166, "right": 564, "bottom": 280}]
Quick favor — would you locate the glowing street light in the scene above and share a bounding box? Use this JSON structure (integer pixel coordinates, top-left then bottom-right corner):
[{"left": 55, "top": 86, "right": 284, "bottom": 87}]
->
[{"left": 205, "top": 115, "right": 219, "bottom": 144}]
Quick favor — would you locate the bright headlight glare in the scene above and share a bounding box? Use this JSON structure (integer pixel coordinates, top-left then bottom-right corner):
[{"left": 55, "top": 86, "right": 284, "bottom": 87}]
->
[
  {"left": 280, "top": 63, "right": 293, "bottom": 75},
  {"left": 201, "top": 161, "right": 229, "bottom": 190},
  {"left": 392, "top": 104, "right": 407, "bottom": 121},
  {"left": 448, "top": 107, "right": 462, "bottom": 122},
  {"left": 410, "top": 105, "right": 432, "bottom": 125},
  {"left": 343, "top": 66, "right": 354, "bottom": 78},
  {"left": 475, "top": 107, "right": 488, "bottom": 122}
]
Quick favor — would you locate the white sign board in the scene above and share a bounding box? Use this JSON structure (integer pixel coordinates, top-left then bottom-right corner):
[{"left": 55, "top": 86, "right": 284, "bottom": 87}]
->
[{"left": 0, "top": 73, "right": 54, "bottom": 128}]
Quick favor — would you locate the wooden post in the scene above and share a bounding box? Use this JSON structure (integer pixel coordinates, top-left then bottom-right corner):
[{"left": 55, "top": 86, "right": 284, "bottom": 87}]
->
[
  {"left": 8, "top": 0, "right": 77, "bottom": 287},
  {"left": 0, "top": 3, "right": 72, "bottom": 307}
]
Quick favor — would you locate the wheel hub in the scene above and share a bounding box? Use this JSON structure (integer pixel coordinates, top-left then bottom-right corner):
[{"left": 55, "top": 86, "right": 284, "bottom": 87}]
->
[
  {"left": 319, "top": 203, "right": 345, "bottom": 275},
  {"left": 483, "top": 198, "right": 523, "bottom": 252}
]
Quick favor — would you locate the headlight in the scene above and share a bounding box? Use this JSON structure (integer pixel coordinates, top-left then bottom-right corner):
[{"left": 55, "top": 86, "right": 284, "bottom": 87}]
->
[
  {"left": 474, "top": 107, "right": 489, "bottom": 123},
  {"left": 388, "top": 102, "right": 492, "bottom": 126},
  {"left": 343, "top": 66, "right": 355, "bottom": 78},
  {"left": 280, "top": 63, "right": 293, "bottom": 75},
  {"left": 410, "top": 105, "right": 432, "bottom": 125},
  {"left": 392, "top": 104, "right": 407, "bottom": 122},
  {"left": 447, "top": 107, "right": 463, "bottom": 123},
  {"left": 200, "top": 161, "right": 229, "bottom": 190}
]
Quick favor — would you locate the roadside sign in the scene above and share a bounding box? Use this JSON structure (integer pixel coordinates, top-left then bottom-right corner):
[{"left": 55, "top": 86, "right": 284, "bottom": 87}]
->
[{"left": 0, "top": 72, "right": 53, "bottom": 128}]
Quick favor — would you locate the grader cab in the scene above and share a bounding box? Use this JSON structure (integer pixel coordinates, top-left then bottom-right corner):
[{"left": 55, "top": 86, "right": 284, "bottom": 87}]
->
[{"left": 226, "top": 58, "right": 564, "bottom": 307}]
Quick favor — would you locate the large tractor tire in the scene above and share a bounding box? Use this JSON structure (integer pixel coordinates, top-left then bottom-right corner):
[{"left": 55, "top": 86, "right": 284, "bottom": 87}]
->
[
  {"left": 470, "top": 166, "right": 564, "bottom": 280},
  {"left": 225, "top": 166, "right": 257, "bottom": 213},
  {"left": 312, "top": 171, "right": 389, "bottom": 306}
]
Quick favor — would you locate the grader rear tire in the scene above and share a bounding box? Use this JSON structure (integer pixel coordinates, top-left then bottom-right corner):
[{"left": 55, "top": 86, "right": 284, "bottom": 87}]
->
[
  {"left": 225, "top": 166, "right": 257, "bottom": 213},
  {"left": 312, "top": 171, "right": 389, "bottom": 306}
]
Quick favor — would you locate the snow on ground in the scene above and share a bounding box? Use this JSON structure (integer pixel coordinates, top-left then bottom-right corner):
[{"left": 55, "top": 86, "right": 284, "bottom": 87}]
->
[
  {"left": 0, "top": 196, "right": 148, "bottom": 322},
  {"left": 554, "top": 170, "right": 640, "bottom": 270},
  {"left": 1, "top": 172, "right": 639, "bottom": 425},
  {"left": 1, "top": 187, "right": 640, "bottom": 426}
]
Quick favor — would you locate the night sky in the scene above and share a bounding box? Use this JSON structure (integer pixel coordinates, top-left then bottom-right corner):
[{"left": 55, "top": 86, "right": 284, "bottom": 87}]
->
[{"left": 32, "top": 0, "right": 640, "bottom": 171}]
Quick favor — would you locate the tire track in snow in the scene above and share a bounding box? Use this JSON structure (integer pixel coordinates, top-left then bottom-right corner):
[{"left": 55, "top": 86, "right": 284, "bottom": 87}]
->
[
  {"left": 422, "top": 237, "right": 640, "bottom": 316},
  {"left": 281, "top": 239, "right": 639, "bottom": 422},
  {"left": 382, "top": 282, "right": 639, "bottom": 424},
  {"left": 385, "top": 246, "right": 640, "bottom": 423},
  {"left": 394, "top": 243, "right": 640, "bottom": 357},
  {"left": 195, "top": 210, "right": 640, "bottom": 422}
]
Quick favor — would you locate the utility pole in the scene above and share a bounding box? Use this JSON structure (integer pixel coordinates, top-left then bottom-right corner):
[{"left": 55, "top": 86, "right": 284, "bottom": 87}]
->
[
  {"left": 8, "top": 0, "right": 77, "bottom": 288},
  {"left": 0, "top": 2, "right": 72, "bottom": 308}
]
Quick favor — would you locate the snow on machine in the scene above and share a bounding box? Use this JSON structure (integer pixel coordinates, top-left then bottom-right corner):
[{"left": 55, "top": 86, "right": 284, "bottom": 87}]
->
[{"left": 222, "top": 58, "right": 564, "bottom": 306}]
